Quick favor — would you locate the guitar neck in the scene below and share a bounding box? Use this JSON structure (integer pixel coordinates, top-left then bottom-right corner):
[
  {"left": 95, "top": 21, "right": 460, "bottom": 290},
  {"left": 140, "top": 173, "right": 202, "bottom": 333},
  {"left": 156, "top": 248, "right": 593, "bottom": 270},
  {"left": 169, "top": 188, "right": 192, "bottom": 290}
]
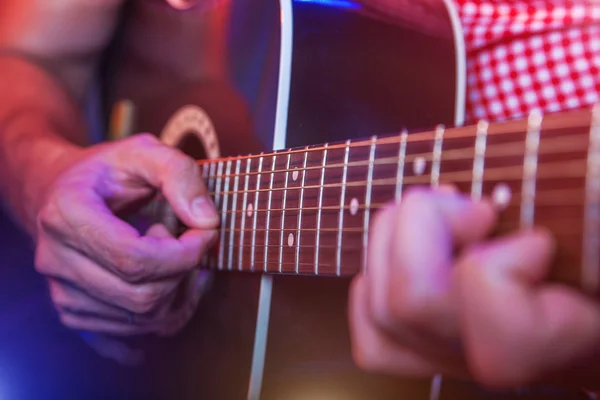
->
[{"left": 197, "top": 105, "right": 600, "bottom": 295}]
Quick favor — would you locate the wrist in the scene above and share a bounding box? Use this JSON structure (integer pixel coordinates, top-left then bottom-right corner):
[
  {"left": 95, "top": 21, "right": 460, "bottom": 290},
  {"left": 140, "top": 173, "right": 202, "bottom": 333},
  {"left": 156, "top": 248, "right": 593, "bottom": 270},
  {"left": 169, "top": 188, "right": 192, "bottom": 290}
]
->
[
  {"left": 0, "top": 54, "right": 89, "bottom": 237},
  {"left": 0, "top": 111, "right": 84, "bottom": 237}
]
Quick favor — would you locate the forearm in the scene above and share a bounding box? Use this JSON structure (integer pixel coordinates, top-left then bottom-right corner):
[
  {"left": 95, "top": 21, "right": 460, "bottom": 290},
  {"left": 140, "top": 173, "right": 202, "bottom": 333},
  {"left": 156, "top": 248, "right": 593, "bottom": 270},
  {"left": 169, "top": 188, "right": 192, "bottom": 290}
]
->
[{"left": 0, "top": 55, "right": 87, "bottom": 236}]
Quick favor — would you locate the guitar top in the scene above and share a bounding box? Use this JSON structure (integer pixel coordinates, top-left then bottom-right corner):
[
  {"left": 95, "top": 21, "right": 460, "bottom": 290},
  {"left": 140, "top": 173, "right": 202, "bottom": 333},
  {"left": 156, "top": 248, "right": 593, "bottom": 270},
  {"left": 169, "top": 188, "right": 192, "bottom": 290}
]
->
[{"left": 102, "top": 0, "right": 594, "bottom": 399}]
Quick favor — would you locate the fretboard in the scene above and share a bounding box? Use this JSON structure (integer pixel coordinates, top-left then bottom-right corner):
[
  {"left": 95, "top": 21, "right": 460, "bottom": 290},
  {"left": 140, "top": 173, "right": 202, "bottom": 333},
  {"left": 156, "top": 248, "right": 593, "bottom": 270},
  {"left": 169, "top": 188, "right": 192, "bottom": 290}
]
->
[{"left": 197, "top": 105, "right": 600, "bottom": 295}]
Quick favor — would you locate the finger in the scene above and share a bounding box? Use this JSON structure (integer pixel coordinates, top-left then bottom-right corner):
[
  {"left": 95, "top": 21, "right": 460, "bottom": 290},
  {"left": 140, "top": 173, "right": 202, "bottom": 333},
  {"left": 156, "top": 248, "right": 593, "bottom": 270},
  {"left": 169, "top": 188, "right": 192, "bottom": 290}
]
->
[
  {"left": 348, "top": 274, "right": 441, "bottom": 377},
  {"left": 40, "top": 189, "right": 218, "bottom": 281},
  {"left": 457, "top": 229, "right": 600, "bottom": 387},
  {"left": 59, "top": 311, "right": 157, "bottom": 336},
  {"left": 145, "top": 223, "right": 172, "bottom": 238},
  {"left": 48, "top": 278, "right": 128, "bottom": 321},
  {"left": 50, "top": 276, "right": 182, "bottom": 326},
  {"left": 61, "top": 280, "right": 201, "bottom": 338},
  {"left": 36, "top": 238, "right": 185, "bottom": 314},
  {"left": 113, "top": 134, "right": 219, "bottom": 229},
  {"left": 364, "top": 201, "right": 467, "bottom": 371},
  {"left": 375, "top": 188, "right": 496, "bottom": 337},
  {"left": 157, "top": 269, "right": 212, "bottom": 337}
]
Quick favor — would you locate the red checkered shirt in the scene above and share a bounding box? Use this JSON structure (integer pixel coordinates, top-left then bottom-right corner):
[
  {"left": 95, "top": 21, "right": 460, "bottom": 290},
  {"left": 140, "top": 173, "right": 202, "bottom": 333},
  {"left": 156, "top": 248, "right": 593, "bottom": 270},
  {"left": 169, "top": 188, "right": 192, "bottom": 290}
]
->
[{"left": 455, "top": 0, "right": 600, "bottom": 124}]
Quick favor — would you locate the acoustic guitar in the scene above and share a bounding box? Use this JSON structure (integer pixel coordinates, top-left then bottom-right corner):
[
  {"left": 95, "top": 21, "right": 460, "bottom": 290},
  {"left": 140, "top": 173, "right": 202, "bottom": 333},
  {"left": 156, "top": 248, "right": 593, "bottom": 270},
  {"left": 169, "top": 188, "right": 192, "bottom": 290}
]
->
[{"left": 102, "top": 0, "right": 596, "bottom": 399}]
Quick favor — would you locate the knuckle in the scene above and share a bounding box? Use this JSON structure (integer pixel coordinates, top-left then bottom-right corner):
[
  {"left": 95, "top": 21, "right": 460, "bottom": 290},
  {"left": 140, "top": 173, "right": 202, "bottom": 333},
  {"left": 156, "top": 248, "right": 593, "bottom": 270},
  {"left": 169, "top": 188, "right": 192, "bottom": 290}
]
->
[
  {"left": 131, "top": 133, "right": 160, "bottom": 147},
  {"left": 466, "top": 333, "right": 532, "bottom": 387},
  {"left": 113, "top": 246, "right": 149, "bottom": 282},
  {"left": 58, "top": 313, "right": 78, "bottom": 330},
  {"left": 128, "top": 286, "right": 163, "bottom": 314},
  {"left": 166, "top": 151, "right": 198, "bottom": 176},
  {"left": 350, "top": 340, "right": 384, "bottom": 372},
  {"left": 37, "top": 196, "right": 63, "bottom": 233},
  {"left": 34, "top": 243, "right": 55, "bottom": 276},
  {"left": 372, "top": 290, "right": 437, "bottom": 332},
  {"left": 469, "top": 355, "right": 519, "bottom": 388},
  {"left": 47, "top": 280, "right": 67, "bottom": 304},
  {"left": 459, "top": 244, "right": 488, "bottom": 271}
]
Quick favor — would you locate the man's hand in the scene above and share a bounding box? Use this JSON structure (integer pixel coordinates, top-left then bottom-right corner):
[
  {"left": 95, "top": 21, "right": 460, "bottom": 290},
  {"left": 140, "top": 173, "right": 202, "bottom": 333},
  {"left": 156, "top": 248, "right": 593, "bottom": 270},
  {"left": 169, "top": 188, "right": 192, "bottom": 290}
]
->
[
  {"left": 349, "top": 187, "right": 600, "bottom": 390},
  {"left": 34, "top": 134, "right": 219, "bottom": 337}
]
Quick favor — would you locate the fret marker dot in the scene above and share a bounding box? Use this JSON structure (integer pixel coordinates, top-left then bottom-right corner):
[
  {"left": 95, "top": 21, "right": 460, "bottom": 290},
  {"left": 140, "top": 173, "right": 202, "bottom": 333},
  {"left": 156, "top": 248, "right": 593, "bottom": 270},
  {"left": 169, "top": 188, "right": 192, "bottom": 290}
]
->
[
  {"left": 292, "top": 169, "right": 299, "bottom": 181},
  {"left": 247, "top": 203, "right": 254, "bottom": 217},
  {"left": 350, "top": 198, "right": 359, "bottom": 216},
  {"left": 413, "top": 157, "right": 426, "bottom": 176},
  {"left": 288, "top": 233, "right": 294, "bottom": 247},
  {"left": 492, "top": 183, "right": 512, "bottom": 210}
]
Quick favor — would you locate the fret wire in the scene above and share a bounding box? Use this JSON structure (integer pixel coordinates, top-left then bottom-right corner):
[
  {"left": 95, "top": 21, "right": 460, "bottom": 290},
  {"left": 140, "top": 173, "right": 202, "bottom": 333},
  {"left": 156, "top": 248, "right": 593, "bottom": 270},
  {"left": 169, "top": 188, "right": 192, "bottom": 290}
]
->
[
  {"left": 395, "top": 130, "right": 408, "bottom": 202},
  {"left": 278, "top": 152, "right": 292, "bottom": 272},
  {"left": 201, "top": 162, "right": 210, "bottom": 266},
  {"left": 521, "top": 110, "right": 542, "bottom": 229},
  {"left": 213, "top": 161, "right": 224, "bottom": 269},
  {"left": 207, "top": 159, "right": 586, "bottom": 198},
  {"left": 336, "top": 140, "right": 351, "bottom": 276},
  {"left": 219, "top": 160, "right": 233, "bottom": 270},
  {"left": 295, "top": 147, "right": 309, "bottom": 274},
  {"left": 314, "top": 144, "right": 329, "bottom": 275},
  {"left": 238, "top": 156, "right": 251, "bottom": 271},
  {"left": 208, "top": 162, "right": 217, "bottom": 194},
  {"left": 228, "top": 159, "right": 241, "bottom": 271},
  {"left": 471, "top": 120, "right": 489, "bottom": 200},
  {"left": 251, "top": 154, "right": 264, "bottom": 272},
  {"left": 214, "top": 161, "right": 224, "bottom": 208},
  {"left": 363, "top": 137, "right": 377, "bottom": 272},
  {"left": 264, "top": 155, "right": 277, "bottom": 272},
  {"left": 582, "top": 104, "right": 600, "bottom": 293},
  {"left": 197, "top": 112, "right": 590, "bottom": 172},
  {"left": 201, "top": 163, "right": 209, "bottom": 181},
  {"left": 431, "top": 125, "right": 445, "bottom": 188}
]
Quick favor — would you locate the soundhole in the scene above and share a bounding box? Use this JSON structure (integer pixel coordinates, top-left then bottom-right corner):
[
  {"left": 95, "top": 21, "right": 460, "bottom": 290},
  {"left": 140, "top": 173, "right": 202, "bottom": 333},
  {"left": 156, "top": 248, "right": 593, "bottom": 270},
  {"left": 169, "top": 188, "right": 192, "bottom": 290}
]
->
[{"left": 175, "top": 131, "right": 208, "bottom": 161}]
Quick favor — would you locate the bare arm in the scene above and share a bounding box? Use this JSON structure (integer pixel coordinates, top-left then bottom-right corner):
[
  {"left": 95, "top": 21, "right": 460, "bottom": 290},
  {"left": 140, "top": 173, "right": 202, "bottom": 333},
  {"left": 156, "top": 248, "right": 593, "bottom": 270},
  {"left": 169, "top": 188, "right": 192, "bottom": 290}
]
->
[
  {"left": 0, "top": 0, "right": 224, "bottom": 346},
  {"left": 0, "top": 0, "right": 126, "bottom": 235}
]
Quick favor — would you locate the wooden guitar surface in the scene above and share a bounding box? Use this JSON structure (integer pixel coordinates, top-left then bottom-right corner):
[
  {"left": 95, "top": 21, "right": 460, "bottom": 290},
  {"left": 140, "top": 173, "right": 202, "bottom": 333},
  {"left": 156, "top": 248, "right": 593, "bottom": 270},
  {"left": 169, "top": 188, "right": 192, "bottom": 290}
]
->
[{"left": 102, "top": 1, "right": 593, "bottom": 399}]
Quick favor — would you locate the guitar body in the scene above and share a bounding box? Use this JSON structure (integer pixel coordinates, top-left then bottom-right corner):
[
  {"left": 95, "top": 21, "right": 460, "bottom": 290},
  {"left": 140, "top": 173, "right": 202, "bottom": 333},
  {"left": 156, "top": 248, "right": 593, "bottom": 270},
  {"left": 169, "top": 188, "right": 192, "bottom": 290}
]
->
[
  {"left": 102, "top": 1, "right": 591, "bottom": 399},
  {"left": 260, "top": 3, "right": 457, "bottom": 400}
]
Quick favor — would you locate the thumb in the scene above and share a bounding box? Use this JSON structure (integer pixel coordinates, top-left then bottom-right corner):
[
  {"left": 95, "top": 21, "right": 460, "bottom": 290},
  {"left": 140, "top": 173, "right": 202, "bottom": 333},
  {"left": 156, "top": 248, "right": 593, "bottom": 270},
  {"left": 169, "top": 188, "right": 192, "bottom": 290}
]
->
[{"left": 115, "top": 134, "right": 219, "bottom": 230}]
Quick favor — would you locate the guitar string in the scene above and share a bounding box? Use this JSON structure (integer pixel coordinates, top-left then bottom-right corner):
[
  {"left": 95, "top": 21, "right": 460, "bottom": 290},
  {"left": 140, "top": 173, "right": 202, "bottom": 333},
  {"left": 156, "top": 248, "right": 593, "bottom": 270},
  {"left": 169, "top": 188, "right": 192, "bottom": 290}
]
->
[
  {"left": 202, "top": 132, "right": 590, "bottom": 181},
  {"left": 203, "top": 159, "right": 586, "bottom": 198},
  {"left": 202, "top": 230, "right": 586, "bottom": 250},
  {"left": 203, "top": 226, "right": 586, "bottom": 269},
  {"left": 215, "top": 189, "right": 585, "bottom": 215},
  {"left": 208, "top": 223, "right": 585, "bottom": 234},
  {"left": 194, "top": 110, "right": 593, "bottom": 169}
]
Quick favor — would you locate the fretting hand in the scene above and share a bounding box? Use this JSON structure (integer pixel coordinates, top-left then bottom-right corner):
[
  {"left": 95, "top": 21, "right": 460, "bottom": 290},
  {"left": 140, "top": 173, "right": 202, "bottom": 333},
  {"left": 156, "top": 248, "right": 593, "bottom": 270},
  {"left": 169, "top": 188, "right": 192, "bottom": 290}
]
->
[
  {"left": 349, "top": 186, "right": 600, "bottom": 390},
  {"left": 34, "top": 134, "right": 218, "bottom": 339}
]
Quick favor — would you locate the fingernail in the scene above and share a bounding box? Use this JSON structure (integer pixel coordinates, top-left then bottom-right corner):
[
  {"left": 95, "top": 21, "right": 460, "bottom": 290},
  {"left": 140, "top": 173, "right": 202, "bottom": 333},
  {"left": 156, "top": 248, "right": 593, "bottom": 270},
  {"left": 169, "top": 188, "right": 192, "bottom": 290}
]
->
[{"left": 192, "top": 196, "right": 218, "bottom": 221}]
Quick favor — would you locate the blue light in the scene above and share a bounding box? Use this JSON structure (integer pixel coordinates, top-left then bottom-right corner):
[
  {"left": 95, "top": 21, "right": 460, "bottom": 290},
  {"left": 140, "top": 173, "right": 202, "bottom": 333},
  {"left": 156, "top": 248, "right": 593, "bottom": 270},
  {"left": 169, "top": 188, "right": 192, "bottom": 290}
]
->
[{"left": 293, "top": 0, "right": 361, "bottom": 9}]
